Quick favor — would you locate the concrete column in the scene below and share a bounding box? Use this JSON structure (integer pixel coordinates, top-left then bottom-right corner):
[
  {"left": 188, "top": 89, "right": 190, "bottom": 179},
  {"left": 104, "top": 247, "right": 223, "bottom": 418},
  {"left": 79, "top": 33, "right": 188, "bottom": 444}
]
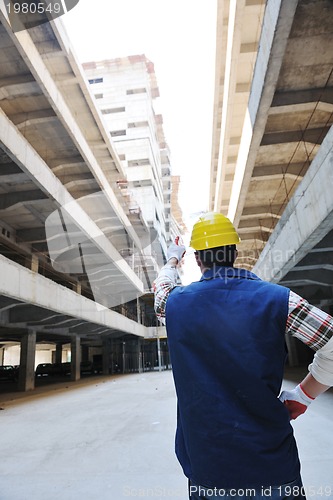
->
[
  {"left": 18, "top": 330, "right": 36, "bottom": 392},
  {"left": 137, "top": 338, "right": 143, "bottom": 373},
  {"left": 55, "top": 343, "right": 62, "bottom": 364},
  {"left": 30, "top": 254, "right": 39, "bottom": 273},
  {"left": 122, "top": 342, "right": 126, "bottom": 374},
  {"left": 136, "top": 297, "right": 141, "bottom": 324},
  {"left": 73, "top": 281, "right": 81, "bottom": 294},
  {"left": 70, "top": 335, "right": 81, "bottom": 381},
  {"left": 102, "top": 336, "right": 110, "bottom": 375}
]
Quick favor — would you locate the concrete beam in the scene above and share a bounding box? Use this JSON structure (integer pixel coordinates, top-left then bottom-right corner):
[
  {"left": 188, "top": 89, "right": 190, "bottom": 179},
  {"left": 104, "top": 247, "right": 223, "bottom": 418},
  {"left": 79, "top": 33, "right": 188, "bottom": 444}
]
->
[
  {"left": 261, "top": 127, "right": 330, "bottom": 146},
  {"left": 54, "top": 75, "right": 78, "bottom": 86},
  {"left": 268, "top": 101, "right": 333, "bottom": 116},
  {"left": 228, "top": 0, "right": 299, "bottom": 225},
  {"left": 9, "top": 306, "right": 60, "bottom": 323},
  {"left": 0, "top": 80, "right": 41, "bottom": 100},
  {"left": 0, "top": 254, "right": 148, "bottom": 338},
  {"left": 0, "top": 162, "right": 23, "bottom": 175},
  {"left": 0, "top": 74, "right": 35, "bottom": 87},
  {"left": 53, "top": 173, "right": 96, "bottom": 189},
  {"left": 16, "top": 115, "right": 59, "bottom": 130},
  {"left": 1, "top": 15, "right": 142, "bottom": 251},
  {"left": 245, "top": 0, "right": 266, "bottom": 5},
  {"left": 34, "top": 40, "right": 64, "bottom": 58},
  {"left": 50, "top": 159, "right": 86, "bottom": 170},
  {"left": 0, "top": 108, "right": 143, "bottom": 293},
  {"left": 240, "top": 42, "right": 258, "bottom": 53},
  {"left": 24, "top": 204, "right": 46, "bottom": 224},
  {"left": 213, "top": 0, "right": 247, "bottom": 211},
  {"left": 17, "top": 227, "right": 46, "bottom": 243},
  {"left": 0, "top": 172, "right": 28, "bottom": 183},
  {"left": 0, "top": 190, "right": 48, "bottom": 209},
  {"left": 271, "top": 88, "right": 333, "bottom": 107},
  {"left": 252, "top": 163, "right": 308, "bottom": 179},
  {"left": 280, "top": 284, "right": 333, "bottom": 305},
  {"left": 35, "top": 318, "right": 87, "bottom": 329},
  {"left": 253, "top": 123, "right": 333, "bottom": 282},
  {"left": 279, "top": 269, "right": 333, "bottom": 287},
  {"left": 293, "top": 250, "right": 333, "bottom": 271},
  {"left": 309, "top": 230, "right": 333, "bottom": 252},
  {"left": 242, "top": 205, "right": 282, "bottom": 219},
  {"left": 239, "top": 217, "right": 275, "bottom": 230}
]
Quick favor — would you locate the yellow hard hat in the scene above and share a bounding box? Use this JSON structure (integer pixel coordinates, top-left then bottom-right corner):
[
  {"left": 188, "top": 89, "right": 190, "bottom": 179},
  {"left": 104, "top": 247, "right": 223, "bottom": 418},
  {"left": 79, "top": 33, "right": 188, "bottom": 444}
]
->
[{"left": 190, "top": 212, "right": 240, "bottom": 250}]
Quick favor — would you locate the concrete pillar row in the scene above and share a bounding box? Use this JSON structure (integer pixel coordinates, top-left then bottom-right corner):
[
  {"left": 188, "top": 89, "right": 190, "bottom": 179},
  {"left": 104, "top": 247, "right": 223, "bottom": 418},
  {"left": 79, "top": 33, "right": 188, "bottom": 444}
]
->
[
  {"left": 71, "top": 335, "right": 81, "bottom": 381},
  {"left": 55, "top": 343, "right": 63, "bottom": 364},
  {"left": 102, "top": 336, "right": 110, "bottom": 376},
  {"left": 18, "top": 330, "right": 36, "bottom": 392}
]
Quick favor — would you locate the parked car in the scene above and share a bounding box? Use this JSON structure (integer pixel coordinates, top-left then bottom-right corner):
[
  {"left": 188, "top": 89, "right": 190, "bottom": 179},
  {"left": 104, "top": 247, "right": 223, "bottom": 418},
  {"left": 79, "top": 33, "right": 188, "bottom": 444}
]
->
[
  {"left": 60, "top": 362, "right": 71, "bottom": 376},
  {"left": 35, "top": 363, "right": 53, "bottom": 377},
  {"left": 0, "top": 365, "right": 17, "bottom": 381},
  {"left": 80, "top": 361, "right": 94, "bottom": 375},
  {"left": 35, "top": 362, "right": 72, "bottom": 377},
  {"left": 92, "top": 355, "right": 103, "bottom": 374},
  {"left": 50, "top": 362, "right": 71, "bottom": 377}
]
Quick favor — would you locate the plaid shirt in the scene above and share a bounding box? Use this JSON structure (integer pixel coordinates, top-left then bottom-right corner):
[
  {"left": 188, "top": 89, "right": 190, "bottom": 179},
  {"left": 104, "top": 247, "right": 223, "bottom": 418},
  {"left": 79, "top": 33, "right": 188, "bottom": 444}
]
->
[{"left": 154, "top": 266, "right": 333, "bottom": 352}]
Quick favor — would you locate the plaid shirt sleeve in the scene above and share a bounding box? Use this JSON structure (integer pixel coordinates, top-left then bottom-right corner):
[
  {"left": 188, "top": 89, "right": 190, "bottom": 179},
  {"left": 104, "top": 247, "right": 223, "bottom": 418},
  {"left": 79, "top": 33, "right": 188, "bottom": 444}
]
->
[
  {"left": 287, "top": 292, "right": 333, "bottom": 387},
  {"left": 287, "top": 290, "right": 333, "bottom": 350},
  {"left": 153, "top": 264, "right": 178, "bottom": 324},
  {"left": 287, "top": 290, "right": 333, "bottom": 386}
]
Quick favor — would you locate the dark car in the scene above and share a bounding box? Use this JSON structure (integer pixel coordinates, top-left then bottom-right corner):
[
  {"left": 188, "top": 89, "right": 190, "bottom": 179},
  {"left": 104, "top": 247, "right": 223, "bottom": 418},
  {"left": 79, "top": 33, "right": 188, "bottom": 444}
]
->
[
  {"left": 80, "top": 361, "right": 94, "bottom": 375},
  {"left": 0, "top": 365, "right": 17, "bottom": 381},
  {"left": 35, "top": 363, "right": 53, "bottom": 377}
]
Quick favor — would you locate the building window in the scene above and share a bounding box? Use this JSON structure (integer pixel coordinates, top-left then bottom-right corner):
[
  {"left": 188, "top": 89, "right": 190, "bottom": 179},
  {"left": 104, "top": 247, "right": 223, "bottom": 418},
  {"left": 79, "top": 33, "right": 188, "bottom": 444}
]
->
[
  {"left": 102, "top": 107, "right": 126, "bottom": 115},
  {"left": 128, "top": 159, "right": 150, "bottom": 167},
  {"left": 126, "top": 88, "right": 147, "bottom": 95},
  {"left": 128, "top": 121, "right": 149, "bottom": 128},
  {"left": 95, "top": 93, "right": 103, "bottom": 99},
  {"left": 133, "top": 179, "right": 153, "bottom": 187},
  {"left": 110, "top": 130, "right": 126, "bottom": 137},
  {"left": 89, "top": 77, "right": 103, "bottom": 84}
]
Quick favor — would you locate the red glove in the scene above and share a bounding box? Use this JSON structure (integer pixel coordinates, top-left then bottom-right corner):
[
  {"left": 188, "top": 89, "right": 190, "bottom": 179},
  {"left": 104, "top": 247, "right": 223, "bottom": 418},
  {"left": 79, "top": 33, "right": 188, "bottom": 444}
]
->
[{"left": 279, "top": 384, "right": 314, "bottom": 420}]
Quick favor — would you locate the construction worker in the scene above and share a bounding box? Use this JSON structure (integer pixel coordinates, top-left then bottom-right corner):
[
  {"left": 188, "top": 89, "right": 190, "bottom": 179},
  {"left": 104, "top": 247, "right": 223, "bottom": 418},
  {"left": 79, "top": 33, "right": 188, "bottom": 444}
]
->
[{"left": 154, "top": 212, "right": 333, "bottom": 500}]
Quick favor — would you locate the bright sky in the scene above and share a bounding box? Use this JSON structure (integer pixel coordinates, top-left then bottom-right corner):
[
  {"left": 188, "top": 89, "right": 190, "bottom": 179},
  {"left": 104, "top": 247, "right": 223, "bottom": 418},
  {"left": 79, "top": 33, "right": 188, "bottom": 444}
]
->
[
  {"left": 62, "top": 0, "right": 217, "bottom": 226},
  {"left": 62, "top": 0, "right": 217, "bottom": 283}
]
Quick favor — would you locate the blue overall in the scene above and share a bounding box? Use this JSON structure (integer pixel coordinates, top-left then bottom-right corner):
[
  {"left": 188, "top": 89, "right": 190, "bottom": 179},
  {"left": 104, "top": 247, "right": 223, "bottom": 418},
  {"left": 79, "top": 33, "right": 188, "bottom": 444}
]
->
[{"left": 165, "top": 267, "right": 301, "bottom": 490}]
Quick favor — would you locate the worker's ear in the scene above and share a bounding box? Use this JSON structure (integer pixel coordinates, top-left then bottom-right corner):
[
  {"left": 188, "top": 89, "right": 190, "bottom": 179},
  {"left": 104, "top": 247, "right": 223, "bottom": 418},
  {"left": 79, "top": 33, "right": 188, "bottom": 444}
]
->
[{"left": 194, "top": 251, "right": 201, "bottom": 267}]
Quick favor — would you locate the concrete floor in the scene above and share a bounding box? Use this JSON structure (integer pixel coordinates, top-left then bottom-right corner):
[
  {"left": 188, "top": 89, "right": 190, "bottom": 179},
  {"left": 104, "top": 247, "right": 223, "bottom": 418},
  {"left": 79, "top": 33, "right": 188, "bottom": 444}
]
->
[{"left": 0, "top": 369, "right": 332, "bottom": 500}]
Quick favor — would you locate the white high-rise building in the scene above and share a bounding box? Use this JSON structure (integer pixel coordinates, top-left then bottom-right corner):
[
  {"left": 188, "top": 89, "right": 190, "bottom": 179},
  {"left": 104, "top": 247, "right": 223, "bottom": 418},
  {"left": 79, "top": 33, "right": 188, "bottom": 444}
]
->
[{"left": 83, "top": 56, "right": 172, "bottom": 257}]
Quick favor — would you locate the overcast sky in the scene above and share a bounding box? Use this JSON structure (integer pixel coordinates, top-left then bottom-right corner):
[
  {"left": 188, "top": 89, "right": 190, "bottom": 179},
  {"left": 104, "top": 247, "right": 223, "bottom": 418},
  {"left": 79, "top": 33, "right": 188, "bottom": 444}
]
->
[{"left": 62, "top": 0, "right": 217, "bottom": 226}]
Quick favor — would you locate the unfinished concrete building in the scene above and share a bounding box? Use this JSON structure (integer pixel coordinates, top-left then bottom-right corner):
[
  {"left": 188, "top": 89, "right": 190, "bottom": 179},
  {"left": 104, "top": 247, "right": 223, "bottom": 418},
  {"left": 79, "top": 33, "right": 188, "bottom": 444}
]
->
[
  {"left": 210, "top": 0, "right": 333, "bottom": 365},
  {"left": 0, "top": 8, "right": 171, "bottom": 391},
  {"left": 83, "top": 56, "right": 172, "bottom": 252}
]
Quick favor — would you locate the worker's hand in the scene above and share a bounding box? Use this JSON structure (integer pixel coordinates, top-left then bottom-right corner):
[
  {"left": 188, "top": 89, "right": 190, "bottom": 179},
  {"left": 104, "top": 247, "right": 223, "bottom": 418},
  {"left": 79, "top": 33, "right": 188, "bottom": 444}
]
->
[
  {"left": 167, "top": 237, "right": 186, "bottom": 263},
  {"left": 279, "top": 384, "right": 314, "bottom": 420}
]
